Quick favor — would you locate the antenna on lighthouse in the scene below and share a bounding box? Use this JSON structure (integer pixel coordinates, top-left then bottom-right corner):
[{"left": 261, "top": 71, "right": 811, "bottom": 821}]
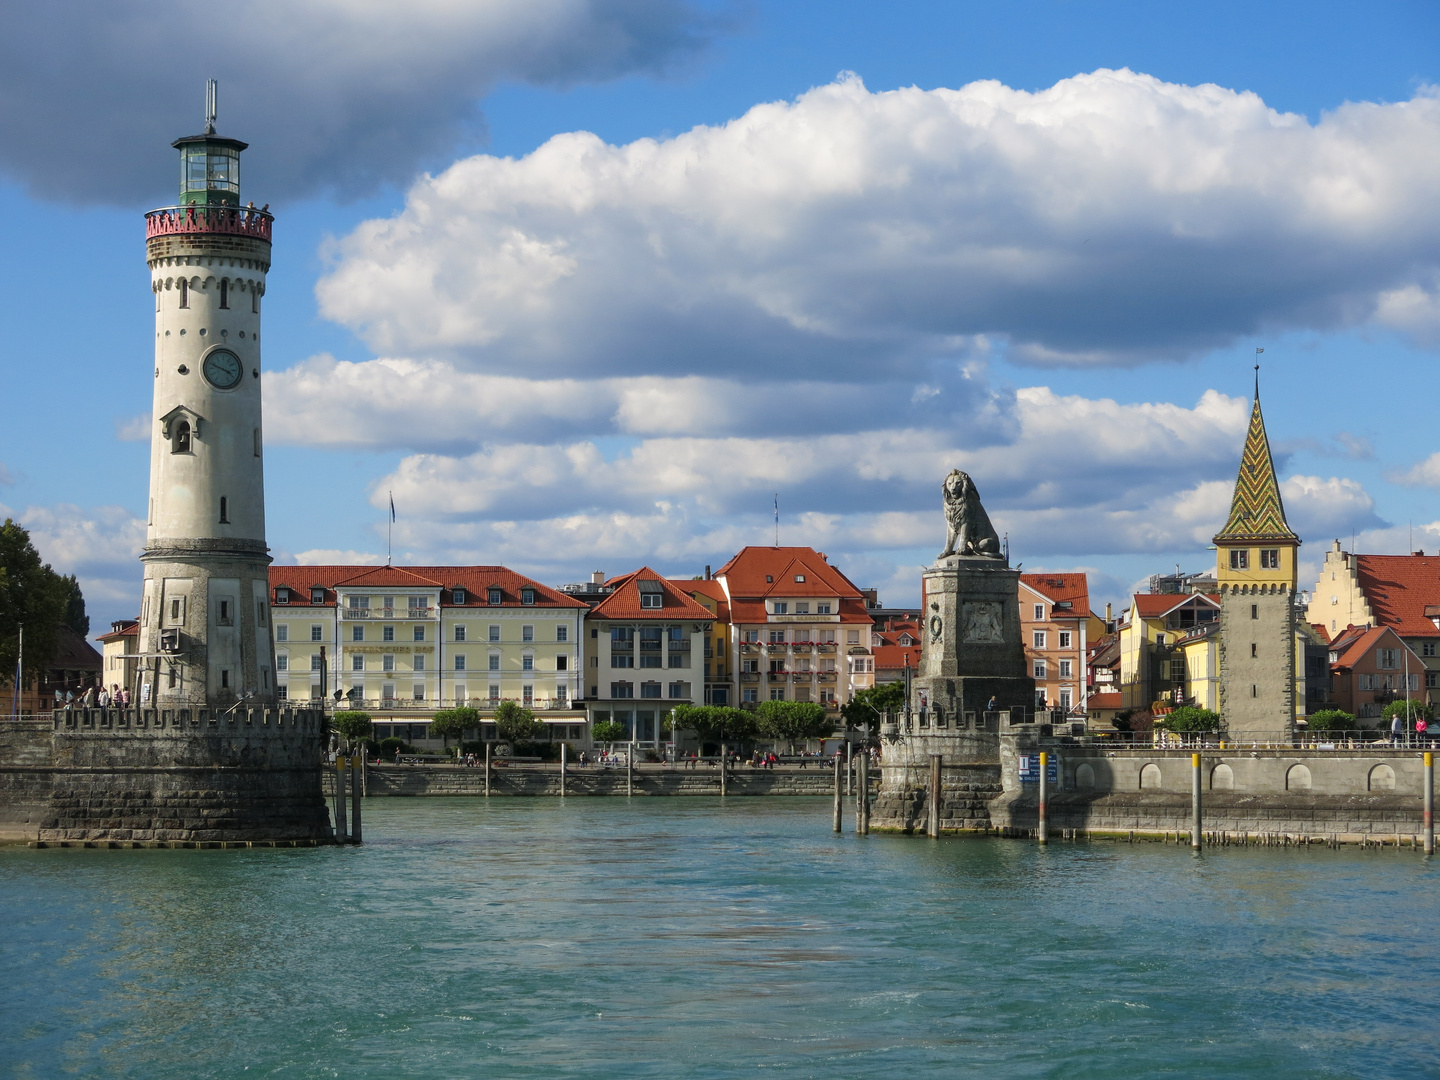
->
[{"left": 204, "top": 79, "right": 218, "bottom": 134}]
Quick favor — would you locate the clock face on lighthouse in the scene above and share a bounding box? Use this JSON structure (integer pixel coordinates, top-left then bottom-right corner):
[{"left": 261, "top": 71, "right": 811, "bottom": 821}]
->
[{"left": 202, "top": 348, "right": 243, "bottom": 389}]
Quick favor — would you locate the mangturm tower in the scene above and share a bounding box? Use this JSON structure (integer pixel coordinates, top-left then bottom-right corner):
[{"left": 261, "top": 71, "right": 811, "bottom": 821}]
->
[
  {"left": 39, "top": 85, "right": 331, "bottom": 843},
  {"left": 1214, "top": 374, "right": 1301, "bottom": 742}
]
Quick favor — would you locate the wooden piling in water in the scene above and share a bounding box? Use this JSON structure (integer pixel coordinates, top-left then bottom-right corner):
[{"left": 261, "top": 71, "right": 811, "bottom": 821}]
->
[
  {"left": 1191, "top": 753, "right": 1202, "bottom": 850},
  {"left": 1037, "top": 751, "right": 1048, "bottom": 845},
  {"left": 928, "top": 754, "right": 942, "bottom": 839},
  {"left": 1425, "top": 752, "right": 1434, "bottom": 856},
  {"left": 350, "top": 755, "right": 362, "bottom": 844},
  {"left": 833, "top": 754, "right": 842, "bottom": 833},
  {"left": 334, "top": 756, "right": 348, "bottom": 842}
]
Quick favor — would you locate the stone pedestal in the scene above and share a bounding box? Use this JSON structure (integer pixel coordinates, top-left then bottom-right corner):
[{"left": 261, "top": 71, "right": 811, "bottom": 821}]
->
[{"left": 872, "top": 554, "right": 1036, "bottom": 833}]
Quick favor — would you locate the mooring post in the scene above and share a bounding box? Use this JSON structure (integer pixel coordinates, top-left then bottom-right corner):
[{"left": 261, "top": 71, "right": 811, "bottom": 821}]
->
[
  {"left": 484, "top": 741, "right": 491, "bottom": 798},
  {"left": 833, "top": 754, "right": 843, "bottom": 832},
  {"left": 627, "top": 742, "right": 635, "bottom": 797},
  {"left": 1037, "top": 751, "right": 1048, "bottom": 844},
  {"left": 845, "top": 741, "right": 853, "bottom": 797},
  {"left": 560, "top": 742, "right": 567, "bottom": 798},
  {"left": 1191, "top": 753, "right": 1203, "bottom": 850},
  {"left": 350, "top": 754, "right": 363, "bottom": 844},
  {"left": 856, "top": 750, "right": 870, "bottom": 835},
  {"left": 719, "top": 743, "right": 727, "bottom": 797},
  {"left": 928, "top": 753, "right": 942, "bottom": 839},
  {"left": 1425, "top": 751, "right": 1434, "bottom": 856},
  {"left": 334, "top": 755, "right": 348, "bottom": 842}
]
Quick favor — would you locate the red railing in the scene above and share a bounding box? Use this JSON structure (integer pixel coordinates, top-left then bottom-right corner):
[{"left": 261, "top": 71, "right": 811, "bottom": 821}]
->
[{"left": 145, "top": 205, "right": 273, "bottom": 242}]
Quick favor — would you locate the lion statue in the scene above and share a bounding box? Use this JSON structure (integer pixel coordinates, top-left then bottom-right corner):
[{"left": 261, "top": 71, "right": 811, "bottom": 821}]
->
[{"left": 939, "top": 469, "right": 1002, "bottom": 558}]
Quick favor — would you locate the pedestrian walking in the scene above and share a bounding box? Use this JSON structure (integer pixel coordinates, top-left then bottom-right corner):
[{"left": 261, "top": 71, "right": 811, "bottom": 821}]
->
[{"left": 1391, "top": 712, "right": 1404, "bottom": 746}]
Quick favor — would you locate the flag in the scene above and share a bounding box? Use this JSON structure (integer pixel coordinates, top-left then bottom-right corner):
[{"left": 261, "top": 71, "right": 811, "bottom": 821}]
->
[
  {"left": 389, "top": 493, "right": 396, "bottom": 522},
  {"left": 1255, "top": 347, "right": 1264, "bottom": 354}
]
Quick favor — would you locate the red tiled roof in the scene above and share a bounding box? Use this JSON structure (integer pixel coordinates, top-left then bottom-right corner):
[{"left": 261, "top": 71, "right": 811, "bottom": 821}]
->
[
  {"left": 1087, "top": 692, "right": 1123, "bottom": 710},
  {"left": 1328, "top": 625, "right": 1420, "bottom": 670},
  {"left": 1354, "top": 554, "right": 1440, "bottom": 637},
  {"left": 715, "top": 547, "right": 864, "bottom": 598},
  {"left": 268, "top": 566, "right": 587, "bottom": 609},
  {"left": 873, "top": 643, "right": 921, "bottom": 672},
  {"left": 874, "top": 621, "right": 922, "bottom": 649},
  {"left": 682, "top": 578, "right": 731, "bottom": 621},
  {"left": 1020, "top": 573, "right": 1091, "bottom": 615},
  {"left": 589, "top": 567, "right": 716, "bottom": 621},
  {"left": 1130, "top": 593, "right": 1221, "bottom": 619},
  {"left": 95, "top": 620, "right": 139, "bottom": 644}
]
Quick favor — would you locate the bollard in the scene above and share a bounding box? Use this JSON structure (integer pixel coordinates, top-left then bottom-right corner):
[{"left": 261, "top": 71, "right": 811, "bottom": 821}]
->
[
  {"left": 845, "top": 742, "right": 853, "bottom": 797},
  {"left": 484, "top": 741, "right": 491, "bottom": 797},
  {"left": 1037, "top": 751, "right": 1048, "bottom": 845},
  {"left": 928, "top": 753, "right": 942, "bottom": 839},
  {"left": 350, "top": 754, "right": 363, "bottom": 844},
  {"left": 1191, "top": 753, "right": 1202, "bottom": 850},
  {"left": 857, "top": 751, "right": 870, "bottom": 835},
  {"left": 719, "top": 743, "right": 727, "bottom": 797},
  {"left": 334, "top": 756, "right": 348, "bottom": 842},
  {"left": 1426, "top": 752, "right": 1434, "bottom": 856},
  {"left": 833, "top": 754, "right": 843, "bottom": 832},
  {"left": 627, "top": 743, "right": 634, "bottom": 797},
  {"left": 560, "top": 742, "right": 567, "bottom": 798}
]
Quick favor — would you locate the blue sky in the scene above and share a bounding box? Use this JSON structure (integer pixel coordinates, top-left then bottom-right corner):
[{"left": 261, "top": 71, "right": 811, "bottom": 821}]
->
[{"left": 1, "top": 0, "right": 1439, "bottom": 634}]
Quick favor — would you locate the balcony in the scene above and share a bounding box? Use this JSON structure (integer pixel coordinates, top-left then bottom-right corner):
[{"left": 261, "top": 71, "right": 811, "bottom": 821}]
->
[
  {"left": 818, "top": 672, "right": 838, "bottom": 683},
  {"left": 765, "top": 642, "right": 788, "bottom": 652},
  {"left": 740, "top": 672, "right": 760, "bottom": 683},
  {"left": 792, "top": 644, "right": 811, "bottom": 655},
  {"left": 741, "top": 642, "right": 761, "bottom": 653},
  {"left": 816, "top": 643, "right": 836, "bottom": 653},
  {"left": 343, "top": 607, "right": 434, "bottom": 620},
  {"left": 767, "top": 670, "right": 790, "bottom": 681},
  {"left": 145, "top": 204, "right": 273, "bottom": 242}
]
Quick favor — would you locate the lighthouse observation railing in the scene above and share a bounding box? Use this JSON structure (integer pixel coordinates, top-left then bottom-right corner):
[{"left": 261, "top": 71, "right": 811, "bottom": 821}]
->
[{"left": 145, "top": 205, "right": 273, "bottom": 242}]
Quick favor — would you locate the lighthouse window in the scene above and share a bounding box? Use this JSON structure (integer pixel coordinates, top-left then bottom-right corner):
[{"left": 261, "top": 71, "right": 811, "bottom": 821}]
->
[
  {"left": 172, "top": 420, "right": 191, "bottom": 454},
  {"left": 219, "top": 279, "right": 229, "bottom": 309},
  {"left": 179, "top": 278, "right": 189, "bottom": 308},
  {"left": 219, "top": 497, "right": 229, "bottom": 523}
]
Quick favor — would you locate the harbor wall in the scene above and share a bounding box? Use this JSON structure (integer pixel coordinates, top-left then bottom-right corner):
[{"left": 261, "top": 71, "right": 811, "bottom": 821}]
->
[{"left": 324, "top": 763, "right": 864, "bottom": 798}]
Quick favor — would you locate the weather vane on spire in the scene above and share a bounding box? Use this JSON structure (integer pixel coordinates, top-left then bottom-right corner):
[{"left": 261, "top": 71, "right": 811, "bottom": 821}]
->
[{"left": 204, "top": 79, "right": 218, "bottom": 135}]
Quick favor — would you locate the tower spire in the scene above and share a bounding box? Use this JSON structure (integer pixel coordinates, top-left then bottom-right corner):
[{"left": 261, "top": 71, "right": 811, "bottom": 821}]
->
[{"left": 1213, "top": 378, "right": 1296, "bottom": 544}]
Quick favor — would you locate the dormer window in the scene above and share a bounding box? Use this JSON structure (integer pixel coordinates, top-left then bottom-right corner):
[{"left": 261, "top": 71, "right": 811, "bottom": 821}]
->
[
  {"left": 795, "top": 574, "right": 805, "bottom": 583},
  {"left": 638, "top": 580, "right": 663, "bottom": 609},
  {"left": 311, "top": 588, "right": 324, "bottom": 605},
  {"left": 817, "top": 602, "right": 832, "bottom": 615},
  {"left": 488, "top": 588, "right": 502, "bottom": 605},
  {"left": 452, "top": 589, "right": 465, "bottom": 605},
  {"left": 172, "top": 420, "right": 192, "bottom": 454},
  {"left": 275, "top": 588, "right": 290, "bottom": 605},
  {"left": 521, "top": 589, "right": 536, "bottom": 605},
  {"left": 773, "top": 602, "right": 788, "bottom": 615}
]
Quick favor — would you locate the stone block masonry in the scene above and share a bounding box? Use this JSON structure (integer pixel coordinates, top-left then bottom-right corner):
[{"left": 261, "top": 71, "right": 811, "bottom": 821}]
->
[{"left": 0, "top": 710, "right": 332, "bottom": 843}]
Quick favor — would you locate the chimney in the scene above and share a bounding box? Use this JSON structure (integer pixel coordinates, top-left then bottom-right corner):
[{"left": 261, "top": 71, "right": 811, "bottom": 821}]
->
[
  {"left": 1105, "top": 602, "right": 1113, "bottom": 623},
  {"left": 591, "top": 571, "right": 605, "bottom": 585},
  {"left": 705, "top": 565, "right": 711, "bottom": 580}
]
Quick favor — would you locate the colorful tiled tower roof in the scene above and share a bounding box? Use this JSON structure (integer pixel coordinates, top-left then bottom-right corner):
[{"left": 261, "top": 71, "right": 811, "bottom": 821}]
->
[{"left": 1213, "top": 386, "right": 1297, "bottom": 544}]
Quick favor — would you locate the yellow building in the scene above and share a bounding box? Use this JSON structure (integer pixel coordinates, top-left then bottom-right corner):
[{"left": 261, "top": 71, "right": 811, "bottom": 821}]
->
[
  {"left": 684, "top": 577, "right": 735, "bottom": 707},
  {"left": 269, "top": 565, "right": 590, "bottom": 747},
  {"left": 1116, "top": 592, "right": 1220, "bottom": 710}
]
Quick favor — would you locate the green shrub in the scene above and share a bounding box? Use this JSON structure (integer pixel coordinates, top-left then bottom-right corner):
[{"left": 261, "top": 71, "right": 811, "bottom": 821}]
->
[
  {"left": 1157, "top": 706, "right": 1221, "bottom": 733},
  {"left": 1305, "top": 709, "right": 1354, "bottom": 731},
  {"left": 592, "top": 719, "right": 628, "bottom": 744},
  {"left": 755, "top": 700, "right": 834, "bottom": 746},
  {"left": 1382, "top": 699, "right": 1434, "bottom": 723},
  {"left": 493, "top": 701, "right": 546, "bottom": 747},
  {"left": 378, "top": 736, "right": 416, "bottom": 757}
]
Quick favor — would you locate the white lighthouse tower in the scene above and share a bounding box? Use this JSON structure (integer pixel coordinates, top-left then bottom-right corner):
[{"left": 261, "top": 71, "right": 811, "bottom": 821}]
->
[{"left": 139, "top": 82, "right": 276, "bottom": 709}]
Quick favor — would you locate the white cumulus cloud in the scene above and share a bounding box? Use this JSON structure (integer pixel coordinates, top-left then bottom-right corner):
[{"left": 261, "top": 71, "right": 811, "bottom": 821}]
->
[{"left": 318, "top": 70, "right": 1440, "bottom": 374}]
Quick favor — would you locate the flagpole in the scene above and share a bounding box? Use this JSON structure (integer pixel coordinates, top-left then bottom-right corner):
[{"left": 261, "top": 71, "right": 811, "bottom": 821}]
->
[{"left": 388, "top": 491, "right": 394, "bottom": 566}]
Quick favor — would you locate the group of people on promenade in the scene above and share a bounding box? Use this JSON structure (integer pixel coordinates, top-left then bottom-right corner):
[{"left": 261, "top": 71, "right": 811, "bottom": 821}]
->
[{"left": 54, "top": 683, "right": 129, "bottom": 709}]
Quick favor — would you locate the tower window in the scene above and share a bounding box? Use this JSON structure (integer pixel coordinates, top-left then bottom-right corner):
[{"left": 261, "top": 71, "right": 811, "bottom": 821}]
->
[
  {"left": 1260, "top": 549, "right": 1280, "bottom": 569},
  {"left": 172, "top": 420, "right": 191, "bottom": 454},
  {"left": 253, "top": 428, "right": 261, "bottom": 457},
  {"left": 1251, "top": 605, "right": 1258, "bottom": 620},
  {"left": 251, "top": 290, "right": 258, "bottom": 314},
  {"left": 179, "top": 278, "right": 189, "bottom": 308},
  {"left": 1250, "top": 642, "right": 1257, "bottom": 657},
  {"left": 221, "top": 669, "right": 230, "bottom": 689},
  {"left": 219, "top": 279, "right": 229, "bottom": 309},
  {"left": 219, "top": 496, "right": 229, "bottom": 523},
  {"left": 1251, "top": 684, "right": 1257, "bottom": 698},
  {"left": 1230, "top": 550, "right": 1249, "bottom": 570}
]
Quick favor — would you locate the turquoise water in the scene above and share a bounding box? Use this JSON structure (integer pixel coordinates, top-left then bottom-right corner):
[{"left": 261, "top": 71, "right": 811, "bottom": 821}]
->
[{"left": 3, "top": 798, "right": 1438, "bottom": 1079}]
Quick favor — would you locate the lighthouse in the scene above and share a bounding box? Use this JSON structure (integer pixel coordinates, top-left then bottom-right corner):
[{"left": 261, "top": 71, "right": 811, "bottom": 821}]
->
[{"left": 139, "top": 82, "right": 276, "bottom": 709}]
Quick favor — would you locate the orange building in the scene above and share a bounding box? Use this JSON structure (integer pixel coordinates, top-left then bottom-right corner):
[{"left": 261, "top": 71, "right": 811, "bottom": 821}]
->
[{"left": 1019, "top": 573, "right": 1099, "bottom": 715}]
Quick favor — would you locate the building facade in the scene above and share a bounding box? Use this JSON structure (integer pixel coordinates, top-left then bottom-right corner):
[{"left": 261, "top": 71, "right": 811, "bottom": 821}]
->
[
  {"left": 712, "top": 547, "right": 873, "bottom": 711},
  {"left": 584, "top": 568, "right": 715, "bottom": 750},
  {"left": 1019, "top": 573, "right": 1097, "bottom": 715},
  {"left": 1323, "top": 625, "right": 1425, "bottom": 721},
  {"left": 1305, "top": 544, "right": 1440, "bottom": 707},
  {"left": 269, "top": 565, "right": 589, "bottom": 742},
  {"left": 684, "top": 577, "right": 734, "bottom": 706}
]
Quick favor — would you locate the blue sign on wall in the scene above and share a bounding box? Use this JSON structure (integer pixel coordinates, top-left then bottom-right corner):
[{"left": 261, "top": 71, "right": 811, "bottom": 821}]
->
[{"left": 1018, "top": 755, "right": 1058, "bottom": 783}]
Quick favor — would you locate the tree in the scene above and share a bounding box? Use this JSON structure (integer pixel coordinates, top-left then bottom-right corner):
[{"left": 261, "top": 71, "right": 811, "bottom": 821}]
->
[
  {"left": 332, "top": 710, "right": 373, "bottom": 751},
  {"left": 591, "top": 718, "right": 628, "bottom": 747},
  {"left": 670, "top": 705, "right": 756, "bottom": 747},
  {"left": 841, "top": 682, "right": 904, "bottom": 731},
  {"left": 0, "top": 519, "right": 76, "bottom": 696},
  {"left": 1305, "top": 709, "right": 1355, "bottom": 732},
  {"left": 430, "top": 706, "right": 481, "bottom": 752},
  {"left": 755, "top": 700, "right": 834, "bottom": 749},
  {"left": 60, "top": 574, "right": 88, "bottom": 636},
  {"left": 1156, "top": 706, "right": 1221, "bottom": 733},
  {"left": 1382, "top": 699, "right": 1434, "bottom": 724},
  {"left": 492, "top": 700, "right": 545, "bottom": 748}
]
